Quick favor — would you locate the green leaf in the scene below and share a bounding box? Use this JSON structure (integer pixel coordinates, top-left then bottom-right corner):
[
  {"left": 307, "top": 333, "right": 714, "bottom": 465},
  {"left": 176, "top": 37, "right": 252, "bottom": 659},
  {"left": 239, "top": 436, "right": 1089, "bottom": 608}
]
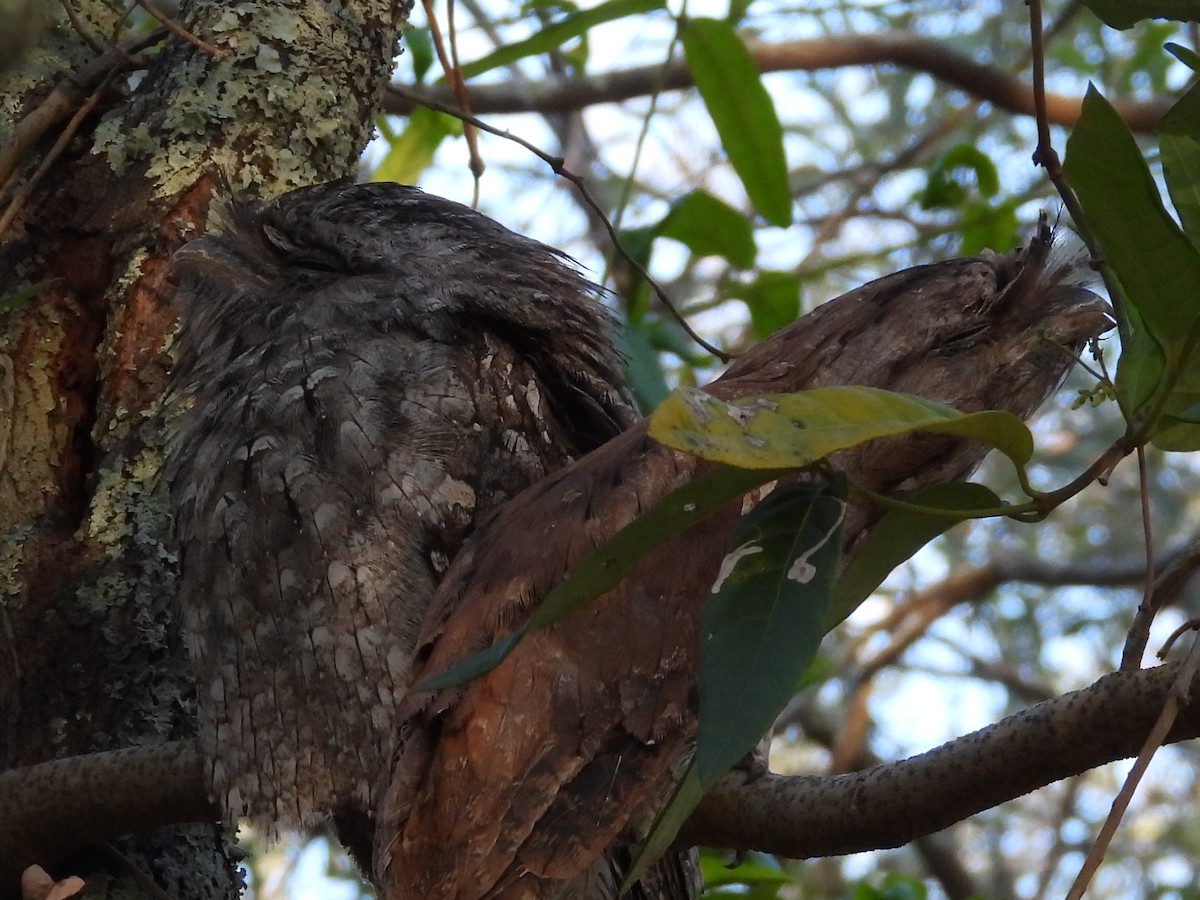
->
[
  {"left": 1158, "top": 84, "right": 1200, "bottom": 243},
  {"left": 403, "top": 26, "right": 434, "bottom": 82},
  {"left": 615, "top": 323, "right": 671, "bottom": 412},
  {"left": 1166, "top": 41, "right": 1200, "bottom": 73},
  {"left": 371, "top": 107, "right": 461, "bottom": 184},
  {"left": 413, "top": 464, "right": 783, "bottom": 693},
  {"left": 460, "top": 0, "right": 665, "bottom": 79},
  {"left": 741, "top": 270, "right": 801, "bottom": 339},
  {"left": 829, "top": 482, "right": 1003, "bottom": 628},
  {"left": 681, "top": 18, "right": 791, "bottom": 227},
  {"left": 957, "top": 198, "right": 1021, "bottom": 257},
  {"left": 648, "top": 385, "right": 1035, "bottom": 471},
  {"left": 1114, "top": 298, "right": 1167, "bottom": 411},
  {"left": 658, "top": 190, "right": 756, "bottom": 269},
  {"left": 696, "top": 479, "right": 845, "bottom": 781},
  {"left": 621, "top": 766, "right": 705, "bottom": 889},
  {"left": 1147, "top": 370, "right": 1200, "bottom": 449},
  {"left": 698, "top": 852, "right": 790, "bottom": 888},
  {"left": 1082, "top": 0, "right": 1200, "bottom": 29},
  {"left": 1160, "top": 134, "right": 1200, "bottom": 241},
  {"left": 920, "top": 143, "right": 1001, "bottom": 210},
  {"left": 1064, "top": 86, "right": 1200, "bottom": 408}
]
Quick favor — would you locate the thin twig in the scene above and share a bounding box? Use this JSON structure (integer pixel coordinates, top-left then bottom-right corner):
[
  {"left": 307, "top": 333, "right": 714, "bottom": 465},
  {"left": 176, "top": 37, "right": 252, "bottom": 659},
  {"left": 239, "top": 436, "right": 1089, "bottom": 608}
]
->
[
  {"left": 422, "top": 0, "right": 484, "bottom": 191},
  {"left": 1122, "top": 537, "right": 1200, "bottom": 662},
  {"left": 58, "top": 0, "right": 108, "bottom": 53},
  {"left": 0, "top": 77, "right": 111, "bottom": 240},
  {"left": 0, "top": 28, "right": 163, "bottom": 192},
  {"left": 1027, "top": 0, "right": 1131, "bottom": 364},
  {"left": 133, "top": 0, "right": 228, "bottom": 59},
  {"left": 387, "top": 85, "right": 730, "bottom": 361},
  {"left": 1066, "top": 628, "right": 1200, "bottom": 899},
  {"left": 1120, "top": 446, "right": 1158, "bottom": 669}
]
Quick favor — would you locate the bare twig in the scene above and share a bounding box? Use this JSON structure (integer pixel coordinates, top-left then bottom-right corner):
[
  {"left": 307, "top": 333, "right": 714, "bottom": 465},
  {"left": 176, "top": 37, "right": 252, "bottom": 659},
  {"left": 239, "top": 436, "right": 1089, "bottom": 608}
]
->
[
  {"left": 384, "top": 33, "right": 1168, "bottom": 133},
  {"left": 1129, "top": 535, "right": 1200, "bottom": 664},
  {"left": 0, "top": 78, "right": 110, "bottom": 239},
  {"left": 1066, "top": 631, "right": 1200, "bottom": 899},
  {"left": 1120, "top": 446, "right": 1159, "bottom": 669},
  {"left": 58, "top": 0, "right": 107, "bottom": 53},
  {"left": 133, "top": 0, "right": 228, "bottom": 59},
  {"left": 421, "top": 0, "right": 484, "bottom": 192},
  {"left": 0, "top": 28, "right": 163, "bottom": 191}
]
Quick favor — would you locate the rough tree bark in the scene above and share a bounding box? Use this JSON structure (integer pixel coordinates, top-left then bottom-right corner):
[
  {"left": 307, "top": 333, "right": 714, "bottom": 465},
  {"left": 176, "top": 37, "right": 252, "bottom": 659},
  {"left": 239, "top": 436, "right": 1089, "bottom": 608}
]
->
[{"left": 0, "top": 2, "right": 406, "bottom": 896}]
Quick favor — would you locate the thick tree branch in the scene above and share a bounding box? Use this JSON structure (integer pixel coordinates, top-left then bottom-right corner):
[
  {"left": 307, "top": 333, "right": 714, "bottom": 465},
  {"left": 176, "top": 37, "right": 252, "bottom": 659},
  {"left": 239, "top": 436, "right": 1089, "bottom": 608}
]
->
[
  {"left": 3, "top": 662, "right": 1199, "bottom": 892},
  {"left": 384, "top": 33, "right": 1168, "bottom": 132},
  {"left": 681, "top": 662, "right": 1200, "bottom": 856}
]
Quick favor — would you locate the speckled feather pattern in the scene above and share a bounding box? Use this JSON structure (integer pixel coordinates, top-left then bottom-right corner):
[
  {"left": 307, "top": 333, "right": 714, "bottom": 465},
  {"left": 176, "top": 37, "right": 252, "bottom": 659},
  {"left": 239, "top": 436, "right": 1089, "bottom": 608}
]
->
[
  {"left": 164, "top": 181, "right": 642, "bottom": 858},
  {"left": 375, "top": 220, "right": 1110, "bottom": 900}
]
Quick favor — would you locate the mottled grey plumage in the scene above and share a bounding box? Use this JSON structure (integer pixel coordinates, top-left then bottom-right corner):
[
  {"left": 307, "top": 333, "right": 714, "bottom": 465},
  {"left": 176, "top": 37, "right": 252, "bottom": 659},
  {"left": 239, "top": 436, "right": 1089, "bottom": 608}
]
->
[{"left": 164, "top": 181, "right": 641, "bottom": 862}]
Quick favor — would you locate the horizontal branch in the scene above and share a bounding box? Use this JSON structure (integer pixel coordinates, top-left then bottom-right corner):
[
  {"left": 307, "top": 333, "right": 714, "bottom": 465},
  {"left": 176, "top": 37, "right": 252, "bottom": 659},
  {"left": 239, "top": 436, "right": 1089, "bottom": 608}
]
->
[
  {"left": 3, "top": 662, "right": 1198, "bottom": 891},
  {"left": 0, "top": 741, "right": 211, "bottom": 892},
  {"left": 384, "top": 32, "right": 1167, "bottom": 133},
  {"left": 680, "top": 662, "right": 1200, "bottom": 856}
]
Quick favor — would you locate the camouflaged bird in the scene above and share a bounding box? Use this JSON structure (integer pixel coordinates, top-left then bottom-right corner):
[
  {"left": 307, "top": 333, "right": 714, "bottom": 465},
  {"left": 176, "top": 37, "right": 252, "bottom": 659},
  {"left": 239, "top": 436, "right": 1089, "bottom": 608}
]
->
[
  {"left": 164, "top": 180, "right": 641, "bottom": 866},
  {"left": 376, "top": 222, "right": 1110, "bottom": 900}
]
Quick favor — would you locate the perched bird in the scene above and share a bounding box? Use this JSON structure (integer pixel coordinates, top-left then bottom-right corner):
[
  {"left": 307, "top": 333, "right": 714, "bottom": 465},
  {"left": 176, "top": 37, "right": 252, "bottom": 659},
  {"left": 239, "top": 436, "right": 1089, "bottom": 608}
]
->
[
  {"left": 164, "top": 180, "right": 640, "bottom": 865},
  {"left": 376, "top": 223, "right": 1111, "bottom": 899}
]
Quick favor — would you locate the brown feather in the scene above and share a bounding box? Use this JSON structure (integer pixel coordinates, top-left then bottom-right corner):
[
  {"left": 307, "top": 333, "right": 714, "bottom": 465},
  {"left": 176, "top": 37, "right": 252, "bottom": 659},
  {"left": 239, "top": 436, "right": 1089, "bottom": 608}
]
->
[{"left": 376, "top": 223, "right": 1110, "bottom": 899}]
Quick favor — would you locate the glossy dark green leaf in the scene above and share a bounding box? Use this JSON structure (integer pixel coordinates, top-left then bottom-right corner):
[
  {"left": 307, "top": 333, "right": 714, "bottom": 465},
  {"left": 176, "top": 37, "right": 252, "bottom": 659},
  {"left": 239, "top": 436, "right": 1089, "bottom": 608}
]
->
[
  {"left": 658, "top": 190, "right": 756, "bottom": 269},
  {"left": 1146, "top": 363, "right": 1200, "bottom": 449},
  {"left": 829, "top": 482, "right": 1003, "bottom": 628},
  {"left": 1066, "top": 86, "right": 1200, "bottom": 340},
  {"left": 1082, "top": 0, "right": 1200, "bottom": 28},
  {"left": 681, "top": 18, "right": 791, "bottom": 227},
  {"left": 1114, "top": 299, "right": 1167, "bottom": 411},
  {"left": 461, "top": 0, "right": 665, "bottom": 78},
  {"left": 1064, "top": 86, "right": 1200, "bottom": 408},
  {"left": 696, "top": 479, "right": 845, "bottom": 781},
  {"left": 1159, "top": 98, "right": 1200, "bottom": 239},
  {"left": 742, "top": 270, "right": 801, "bottom": 339},
  {"left": 1166, "top": 41, "right": 1200, "bottom": 72}
]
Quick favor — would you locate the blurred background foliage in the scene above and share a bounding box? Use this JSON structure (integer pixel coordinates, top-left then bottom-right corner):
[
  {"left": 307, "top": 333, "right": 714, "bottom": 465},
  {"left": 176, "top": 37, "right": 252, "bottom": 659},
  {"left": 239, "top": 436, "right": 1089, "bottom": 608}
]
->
[{"left": 244, "top": 1, "right": 1200, "bottom": 897}]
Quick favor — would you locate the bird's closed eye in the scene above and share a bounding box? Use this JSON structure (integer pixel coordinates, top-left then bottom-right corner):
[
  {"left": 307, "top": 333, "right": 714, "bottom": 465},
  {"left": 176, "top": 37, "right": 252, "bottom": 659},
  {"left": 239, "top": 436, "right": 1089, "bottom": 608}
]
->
[
  {"left": 260, "top": 223, "right": 346, "bottom": 273},
  {"left": 937, "top": 321, "right": 990, "bottom": 352}
]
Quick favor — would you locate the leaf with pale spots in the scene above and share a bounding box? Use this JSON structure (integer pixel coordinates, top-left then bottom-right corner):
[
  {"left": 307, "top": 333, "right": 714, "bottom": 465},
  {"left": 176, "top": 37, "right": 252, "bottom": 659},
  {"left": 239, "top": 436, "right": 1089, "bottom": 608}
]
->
[
  {"left": 649, "top": 385, "right": 1035, "bottom": 470},
  {"left": 696, "top": 478, "right": 845, "bottom": 782}
]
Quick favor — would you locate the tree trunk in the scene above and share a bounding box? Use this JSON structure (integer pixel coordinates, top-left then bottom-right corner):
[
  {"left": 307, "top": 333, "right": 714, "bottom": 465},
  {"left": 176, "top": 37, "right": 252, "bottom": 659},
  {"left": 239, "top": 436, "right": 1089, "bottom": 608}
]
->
[{"left": 0, "top": 2, "right": 405, "bottom": 895}]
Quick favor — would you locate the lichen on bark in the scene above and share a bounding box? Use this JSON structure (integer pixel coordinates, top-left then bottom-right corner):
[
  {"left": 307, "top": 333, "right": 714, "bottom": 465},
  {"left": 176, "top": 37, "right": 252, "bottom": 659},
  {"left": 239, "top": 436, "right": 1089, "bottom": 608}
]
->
[{"left": 0, "top": 2, "right": 412, "bottom": 897}]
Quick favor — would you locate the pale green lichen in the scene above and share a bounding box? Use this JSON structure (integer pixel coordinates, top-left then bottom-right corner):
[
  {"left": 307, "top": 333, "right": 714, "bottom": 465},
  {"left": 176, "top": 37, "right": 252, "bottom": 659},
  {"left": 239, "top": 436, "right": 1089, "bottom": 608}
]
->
[
  {"left": 0, "top": 308, "right": 66, "bottom": 534},
  {"left": 92, "top": 0, "right": 404, "bottom": 198},
  {"left": 0, "top": 522, "right": 32, "bottom": 604},
  {"left": 77, "top": 441, "right": 177, "bottom": 644}
]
